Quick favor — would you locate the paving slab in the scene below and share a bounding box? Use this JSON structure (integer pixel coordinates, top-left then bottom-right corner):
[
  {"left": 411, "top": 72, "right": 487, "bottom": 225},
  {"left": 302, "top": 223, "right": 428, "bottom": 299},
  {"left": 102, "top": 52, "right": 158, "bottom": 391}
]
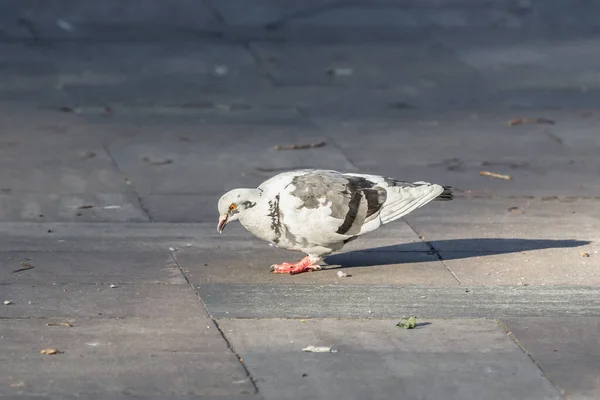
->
[
  {"left": 436, "top": 31, "right": 600, "bottom": 92},
  {"left": 0, "top": 251, "right": 184, "bottom": 285},
  {"left": 404, "top": 197, "right": 599, "bottom": 285},
  {"left": 0, "top": 283, "right": 202, "bottom": 318},
  {"left": 198, "top": 284, "right": 600, "bottom": 319},
  {"left": 502, "top": 318, "right": 600, "bottom": 400},
  {"left": 0, "top": 0, "right": 220, "bottom": 40},
  {"left": 51, "top": 41, "right": 272, "bottom": 101},
  {"left": 0, "top": 222, "right": 249, "bottom": 252},
  {"left": 0, "top": 317, "right": 255, "bottom": 398},
  {"left": 105, "top": 124, "right": 352, "bottom": 196},
  {"left": 176, "top": 249, "right": 455, "bottom": 286},
  {"left": 250, "top": 40, "right": 482, "bottom": 89},
  {"left": 318, "top": 112, "right": 600, "bottom": 197},
  {"left": 218, "top": 318, "right": 561, "bottom": 400},
  {"left": 174, "top": 219, "right": 458, "bottom": 285},
  {"left": 0, "top": 192, "right": 148, "bottom": 222}
]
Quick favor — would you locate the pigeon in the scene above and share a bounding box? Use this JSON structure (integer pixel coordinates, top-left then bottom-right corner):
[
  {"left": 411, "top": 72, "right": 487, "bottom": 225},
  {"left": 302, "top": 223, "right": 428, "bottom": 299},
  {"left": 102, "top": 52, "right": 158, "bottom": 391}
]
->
[{"left": 217, "top": 169, "right": 452, "bottom": 274}]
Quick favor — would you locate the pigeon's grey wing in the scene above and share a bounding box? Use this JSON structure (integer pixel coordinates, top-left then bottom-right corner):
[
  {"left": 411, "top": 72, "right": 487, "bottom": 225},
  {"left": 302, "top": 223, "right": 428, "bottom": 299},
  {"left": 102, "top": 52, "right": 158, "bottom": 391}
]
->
[
  {"left": 377, "top": 179, "right": 447, "bottom": 224},
  {"left": 285, "top": 170, "right": 387, "bottom": 237}
]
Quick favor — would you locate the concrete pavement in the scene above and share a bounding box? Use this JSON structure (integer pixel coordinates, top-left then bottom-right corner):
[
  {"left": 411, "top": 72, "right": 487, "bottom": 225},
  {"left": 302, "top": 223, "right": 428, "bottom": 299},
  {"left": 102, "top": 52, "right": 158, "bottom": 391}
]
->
[{"left": 1, "top": 1, "right": 600, "bottom": 399}]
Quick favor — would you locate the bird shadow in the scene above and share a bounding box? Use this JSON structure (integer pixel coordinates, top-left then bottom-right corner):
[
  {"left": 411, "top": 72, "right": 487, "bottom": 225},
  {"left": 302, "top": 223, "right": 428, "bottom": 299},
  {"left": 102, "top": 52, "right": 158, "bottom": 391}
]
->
[{"left": 324, "top": 238, "right": 590, "bottom": 269}]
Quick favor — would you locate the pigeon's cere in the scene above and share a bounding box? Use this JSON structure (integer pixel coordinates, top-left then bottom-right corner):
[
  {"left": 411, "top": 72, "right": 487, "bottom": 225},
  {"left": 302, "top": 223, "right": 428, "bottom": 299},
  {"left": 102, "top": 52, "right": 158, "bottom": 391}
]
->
[{"left": 217, "top": 169, "right": 452, "bottom": 274}]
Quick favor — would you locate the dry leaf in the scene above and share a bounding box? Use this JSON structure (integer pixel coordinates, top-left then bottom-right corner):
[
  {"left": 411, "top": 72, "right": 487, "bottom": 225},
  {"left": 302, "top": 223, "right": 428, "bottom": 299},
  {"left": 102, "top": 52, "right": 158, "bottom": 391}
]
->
[
  {"left": 480, "top": 171, "right": 511, "bottom": 180},
  {"left": 508, "top": 117, "right": 555, "bottom": 126},
  {"left": 47, "top": 323, "right": 72, "bottom": 327},
  {"left": 274, "top": 141, "right": 326, "bottom": 151},
  {"left": 12, "top": 262, "right": 35, "bottom": 273},
  {"left": 40, "top": 348, "right": 59, "bottom": 355},
  {"left": 580, "top": 252, "right": 590, "bottom": 258}
]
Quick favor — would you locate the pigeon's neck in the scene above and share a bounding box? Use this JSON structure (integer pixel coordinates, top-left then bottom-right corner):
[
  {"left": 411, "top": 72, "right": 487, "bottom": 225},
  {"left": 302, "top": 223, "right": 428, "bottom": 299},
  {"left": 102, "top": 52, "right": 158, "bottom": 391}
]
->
[{"left": 237, "top": 189, "right": 271, "bottom": 237}]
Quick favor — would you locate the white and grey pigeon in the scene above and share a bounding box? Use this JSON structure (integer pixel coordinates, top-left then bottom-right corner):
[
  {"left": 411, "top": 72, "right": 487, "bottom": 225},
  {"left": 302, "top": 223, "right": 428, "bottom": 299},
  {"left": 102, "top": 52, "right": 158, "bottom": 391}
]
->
[{"left": 217, "top": 169, "right": 452, "bottom": 274}]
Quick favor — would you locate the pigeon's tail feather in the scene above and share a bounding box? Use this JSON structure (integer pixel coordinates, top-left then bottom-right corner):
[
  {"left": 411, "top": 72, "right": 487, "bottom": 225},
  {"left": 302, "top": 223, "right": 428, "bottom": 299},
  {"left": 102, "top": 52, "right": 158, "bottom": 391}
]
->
[
  {"left": 435, "top": 186, "right": 453, "bottom": 201},
  {"left": 379, "top": 183, "right": 445, "bottom": 225}
]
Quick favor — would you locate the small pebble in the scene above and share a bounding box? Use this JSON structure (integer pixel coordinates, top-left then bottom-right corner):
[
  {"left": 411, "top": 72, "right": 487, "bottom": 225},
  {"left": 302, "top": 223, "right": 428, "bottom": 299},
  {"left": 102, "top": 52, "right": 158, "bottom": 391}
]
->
[
  {"left": 169, "top": 247, "right": 175, "bottom": 252},
  {"left": 214, "top": 65, "right": 228, "bottom": 76},
  {"left": 4, "top": 300, "right": 13, "bottom": 305},
  {"left": 336, "top": 271, "right": 347, "bottom": 278},
  {"left": 109, "top": 284, "right": 117, "bottom": 288}
]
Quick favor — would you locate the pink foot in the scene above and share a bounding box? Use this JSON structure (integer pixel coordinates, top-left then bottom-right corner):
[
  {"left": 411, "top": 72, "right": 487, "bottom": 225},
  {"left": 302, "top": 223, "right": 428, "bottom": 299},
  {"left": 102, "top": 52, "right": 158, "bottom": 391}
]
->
[{"left": 270, "top": 256, "right": 322, "bottom": 275}]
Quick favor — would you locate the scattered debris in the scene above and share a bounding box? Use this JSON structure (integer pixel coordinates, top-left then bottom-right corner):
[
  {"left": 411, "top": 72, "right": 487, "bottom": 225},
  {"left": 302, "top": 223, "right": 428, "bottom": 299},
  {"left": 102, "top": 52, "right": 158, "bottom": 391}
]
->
[
  {"left": 326, "top": 67, "right": 353, "bottom": 76},
  {"left": 274, "top": 141, "right": 326, "bottom": 151},
  {"left": 479, "top": 171, "right": 511, "bottom": 181},
  {"left": 508, "top": 117, "right": 555, "bottom": 126},
  {"left": 103, "top": 205, "right": 121, "bottom": 209},
  {"left": 1, "top": 188, "right": 12, "bottom": 193},
  {"left": 507, "top": 207, "right": 523, "bottom": 214},
  {"left": 3, "top": 300, "right": 13, "bottom": 305},
  {"left": 109, "top": 284, "right": 117, "bottom": 288},
  {"left": 214, "top": 103, "right": 231, "bottom": 112},
  {"left": 396, "top": 316, "right": 417, "bottom": 329},
  {"left": 302, "top": 373, "right": 308, "bottom": 378},
  {"left": 336, "top": 271, "right": 348, "bottom": 278},
  {"left": 77, "top": 205, "right": 94, "bottom": 210},
  {"left": 142, "top": 156, "right": 173, "bottom": 166},
  {"left": 58, "top": 106, "right": 82, "bottom": 115},
  {"left": 9, "top": 381, "right": 25, "bottom": 388},
  {"left": 80, "top": 151, "right": 96, "bottom": 160},
  {"left": 75, "top": 212, "right": 82, "bottom": 216},
  {"left": 48, "top": 229, "right": 54, "bottom": 233},
  {"left": 47, "top": 322, "right": 72, "bottom": 327},
  {"left": 124, "top": 177, "right": 132, "bottom": 185},
  {"left": 214, "top": 65, "right": 228, "bottom": 76},
  {"left": 56, "top": 19, "right": 74, "bottom": 32},
  {"left": 12, "top": 262, "right": 35, "bottom": 273},
  {"left": 580, "top": 252, "right": 590, "bottom": 258},
  {"left": 40, "top": 348, "right": 60, "bottom": 355},
  {"left": 517, "top": 280, "right": 529, "bottom": 286},
  {"left": 302, "top": 345, "right": 337, "bottom": 353}
]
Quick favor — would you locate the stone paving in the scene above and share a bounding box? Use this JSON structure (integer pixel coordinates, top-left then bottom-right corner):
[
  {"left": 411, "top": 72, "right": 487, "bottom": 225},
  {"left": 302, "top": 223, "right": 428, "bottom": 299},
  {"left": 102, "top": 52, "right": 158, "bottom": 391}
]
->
[{"left": 1, "top": 1, "right": 600, "bottom": 399}]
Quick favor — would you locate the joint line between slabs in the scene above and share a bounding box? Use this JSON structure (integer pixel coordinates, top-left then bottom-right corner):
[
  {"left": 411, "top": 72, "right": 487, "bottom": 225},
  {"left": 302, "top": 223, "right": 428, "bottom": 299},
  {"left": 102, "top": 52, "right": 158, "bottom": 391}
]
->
[
  {"left": 496, "top": 320, "right": 567, "bottom": 399},
  {"left": 103, "top": 143, "right": 154, "bottom": 222},
  {"left": 403, "top": 218, "right": 462, "bottom": 285},
  {"left": 169, "top": 250, "right": 260, "bottom": 394}
]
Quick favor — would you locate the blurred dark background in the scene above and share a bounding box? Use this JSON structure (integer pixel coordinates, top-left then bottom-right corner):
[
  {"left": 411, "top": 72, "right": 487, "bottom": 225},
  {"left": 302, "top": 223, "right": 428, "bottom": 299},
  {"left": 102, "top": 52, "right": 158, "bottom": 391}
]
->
[{"left": 1, "top": 0, "right": 599, "bottom": 222}]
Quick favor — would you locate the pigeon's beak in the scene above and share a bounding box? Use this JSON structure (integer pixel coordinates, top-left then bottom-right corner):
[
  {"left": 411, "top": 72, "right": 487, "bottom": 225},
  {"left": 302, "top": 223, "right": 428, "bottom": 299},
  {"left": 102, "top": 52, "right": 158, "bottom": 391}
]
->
[{"left": 217, "top": 214, "right": 228, "bottom": 234}]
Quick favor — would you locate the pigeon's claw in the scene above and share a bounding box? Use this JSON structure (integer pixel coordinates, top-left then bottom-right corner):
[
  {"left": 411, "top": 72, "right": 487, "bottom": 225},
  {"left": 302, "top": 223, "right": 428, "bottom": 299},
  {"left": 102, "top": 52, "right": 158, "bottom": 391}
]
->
[{"left": 270, "top": 256, "right": 322, "bottom": 275}]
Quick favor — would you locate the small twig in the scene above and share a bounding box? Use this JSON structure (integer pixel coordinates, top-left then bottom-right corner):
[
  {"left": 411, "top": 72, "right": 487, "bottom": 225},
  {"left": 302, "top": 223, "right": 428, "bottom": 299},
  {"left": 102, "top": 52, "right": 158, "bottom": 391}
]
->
[
  {"left": 77, "top": 205, "right": 94, "bottom": 209},
  {"left": 12, "top": 262, "right": 35, "bottom": 273},
  {"left": 47, "top": 323, "right": 72, "bottom": 327},
  {"left": 480, "top": 171, "right": 511, "bottom": 180},
  {"left": 508, "top": 117, "right": 555, "bottom": 126},
  {"left": 142, "top": 157, "right": 173, "bottom": 166},
  {"left": 274, "top": 141, "right": 326, "bottom": 151},
  {"left": 40, "top": 348, "right": 62, "bottom": 355}
]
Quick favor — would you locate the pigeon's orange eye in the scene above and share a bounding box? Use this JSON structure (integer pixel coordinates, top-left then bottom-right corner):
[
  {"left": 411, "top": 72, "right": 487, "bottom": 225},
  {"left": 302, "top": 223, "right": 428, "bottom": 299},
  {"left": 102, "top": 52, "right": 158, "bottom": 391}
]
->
[{"left": 229, "top": 203, "right": 237, "bottom": 211}]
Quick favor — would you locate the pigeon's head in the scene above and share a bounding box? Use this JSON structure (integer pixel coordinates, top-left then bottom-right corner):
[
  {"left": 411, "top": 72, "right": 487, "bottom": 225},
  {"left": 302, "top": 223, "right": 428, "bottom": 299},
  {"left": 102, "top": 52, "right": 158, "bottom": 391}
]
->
[{"left": 217, "top": 189, "right": 258, "bottom": 233}]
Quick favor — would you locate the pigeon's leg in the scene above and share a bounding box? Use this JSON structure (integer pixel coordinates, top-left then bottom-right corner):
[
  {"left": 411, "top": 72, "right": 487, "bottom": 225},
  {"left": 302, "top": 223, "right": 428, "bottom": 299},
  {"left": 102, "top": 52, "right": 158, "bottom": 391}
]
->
[{"left": 270, "top": 255, "right": 322, "bottom": 275}]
